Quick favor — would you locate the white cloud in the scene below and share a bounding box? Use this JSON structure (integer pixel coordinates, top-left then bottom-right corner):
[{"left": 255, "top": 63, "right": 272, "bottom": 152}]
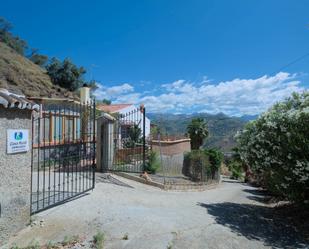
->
[
  {"left": 115, "top": 93, "right": 141, "bottom": 104},
  {"left": 94, "top": 72, "right": 305, "bottom": 115},
  {"left": 93, "top": 83, "right": 134, "bottom": 100}
]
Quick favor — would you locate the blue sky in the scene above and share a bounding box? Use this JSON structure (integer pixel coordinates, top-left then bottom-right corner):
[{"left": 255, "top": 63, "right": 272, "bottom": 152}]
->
[{"left": 2, "top": 0, "right": 309, "bottom": 115}]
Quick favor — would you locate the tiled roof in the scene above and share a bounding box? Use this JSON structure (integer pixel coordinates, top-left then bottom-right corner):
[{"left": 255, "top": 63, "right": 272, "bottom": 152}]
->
[
  {"left": 0, "top": 88, "right": 39, "bottom": 111},
  {"left": 97, "top": 104, "right": 132, "bottom": 113}
]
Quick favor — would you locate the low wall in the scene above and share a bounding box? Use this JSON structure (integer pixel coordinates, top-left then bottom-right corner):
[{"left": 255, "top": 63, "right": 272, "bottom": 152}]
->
[
  {"left": 151, "top": 139, "right": 191, "bottom": 175},
  {"left": 0, "top": 107, "right": 32, "bottom": 245},
  {"left": 151, "top": 138, "right": 191, "bottom": 155},
  {"left": 115, "top": 147, "right": 143, "bottom": 162}
]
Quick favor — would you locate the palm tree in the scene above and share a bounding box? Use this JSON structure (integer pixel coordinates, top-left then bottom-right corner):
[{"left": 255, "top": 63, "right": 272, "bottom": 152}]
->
[{"left": 187, "top": 118, "right": 209, "bottom": 150}]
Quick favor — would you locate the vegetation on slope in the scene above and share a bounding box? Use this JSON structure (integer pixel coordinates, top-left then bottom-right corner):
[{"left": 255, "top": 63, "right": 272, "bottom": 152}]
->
[
  {"left": 0, "top": 42, "right": 73, "bottom": 97},
  {"left": 148, "top": 112, "right": 247, "bottom": 152},
  {"left": 0, "top": 17, "right": 95, "bottom": 97}
]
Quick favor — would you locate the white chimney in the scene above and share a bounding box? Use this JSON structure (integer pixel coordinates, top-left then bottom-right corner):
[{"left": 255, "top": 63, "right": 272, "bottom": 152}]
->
[{"left": 80, "top": 84, "right": 90, "bottom": 104}]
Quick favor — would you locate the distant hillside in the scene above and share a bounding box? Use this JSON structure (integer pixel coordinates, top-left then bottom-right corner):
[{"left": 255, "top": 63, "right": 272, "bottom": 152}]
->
[
  {"left": 0, "top": 42, "right": 74, "bottom": 98},
  {"left": 239, "top": 114, "right": 259, "bottom": 122},
  {"left": 148, "top": 112, "right": 249, "bottom": 152}
]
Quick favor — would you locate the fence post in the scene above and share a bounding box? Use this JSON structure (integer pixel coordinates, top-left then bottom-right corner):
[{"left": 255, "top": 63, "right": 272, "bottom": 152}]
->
[
  {"left": 30, "top": 112, "right": 34, "bottom": 214},
  {"left": 142, "top": 105, "right": 146, "bottom": 171},
  {"left": 92, "top": 99, "right": 96, "bottom": 189}
]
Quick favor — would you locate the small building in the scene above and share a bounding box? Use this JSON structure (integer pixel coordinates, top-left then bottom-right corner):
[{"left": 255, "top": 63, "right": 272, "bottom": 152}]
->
[
  {"left": 96, "top": 103, "right": 149, "bottom": 173},
  {"left": 0, "top": 86, "right": 97, "bottom": 245},
  {"left": 28, "top": 97, "right": 86, "bottom": 144},
  {"left": 97, "top": 103, "right": 151, "bottom": 138},
  {"left": 27, "top": 87, "right": 96, "bottom": 167}
]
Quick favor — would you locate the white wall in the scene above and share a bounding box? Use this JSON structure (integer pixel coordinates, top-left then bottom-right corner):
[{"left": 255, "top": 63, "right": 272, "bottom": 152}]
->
[{"left": 117, "top": 105, "right": 151, "bottom": 138}]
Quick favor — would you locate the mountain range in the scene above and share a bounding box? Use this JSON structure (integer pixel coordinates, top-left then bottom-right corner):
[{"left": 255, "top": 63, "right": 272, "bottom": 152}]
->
[
  {"left": 0, "top": 40, "right": 255, "bottom": 153},
  {"left": 148, "top": 112, "right": 255, "bottom": 152}
]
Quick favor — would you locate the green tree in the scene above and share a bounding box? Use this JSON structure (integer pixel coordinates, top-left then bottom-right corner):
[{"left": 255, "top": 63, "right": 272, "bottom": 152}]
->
[
  {"left": 102, "top": 99, "right": 111, "bottom": 105},
  {"left": 236, "top": 91, "right": 309, "bottom": 203},
  {"left": 96, "top": 99, "right": 112, "bottom": 105},
  {"left": 0, "top": 17, "right": 28, "bottom": 55},
  {"left": 145, "top": 151, "right": 161, "bottom": 173},
  {"left": 45, "top": 57, "right": 87, "bottom": 91},
  {"left": 124, "top": 124, "right": 142, "bottom": 148},
  {"left": 28, "top": 48, "right": 48, "bottom": 67},
  {"left": 187, "top": 118, "right": 209, "bottom": 149},
  {"left": 204, "top": 148, "right": 223, "bottom": 178},
  {"left": 0, "top": 16, "right": 12, "bottom": 32},
  {"left": 150, "top": 125, "right": 161, "bottom": 139}
]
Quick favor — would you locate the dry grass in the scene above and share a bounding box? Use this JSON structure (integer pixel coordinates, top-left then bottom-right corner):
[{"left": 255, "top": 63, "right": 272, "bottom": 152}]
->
[
  {"left": 0, "top": 42, "right": 75, "bottom": 98},
  {"left": 10, "top": 235, "right": 83, "bottom": 249},
  {"left": 220, "top": 162, "right": 231, "bottom": 176},
  {"left": 93, "top": 231, "right": 105, "bottom": 249}
]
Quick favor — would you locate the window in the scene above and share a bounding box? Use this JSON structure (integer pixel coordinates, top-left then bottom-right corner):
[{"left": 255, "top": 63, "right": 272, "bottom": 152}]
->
[
  {"left": 75, "top": 118, "right": 81, "bottom": 140},
  {"left": 42, "top": 115, "right": 51, "bottom": 143},
  {"left": 64, "top": 117, "right": 74, "bottom": 141},
  {"left": 37, "top": 113, "right": 82, "bottom": 145},
  {"left": 54, "top": 116, "right": 63, "bottom": 142}
]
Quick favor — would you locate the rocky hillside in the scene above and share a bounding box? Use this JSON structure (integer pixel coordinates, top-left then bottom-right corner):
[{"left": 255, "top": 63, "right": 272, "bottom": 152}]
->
[{"left": 0, "top": 42, "right": 75, "bottom": 98}]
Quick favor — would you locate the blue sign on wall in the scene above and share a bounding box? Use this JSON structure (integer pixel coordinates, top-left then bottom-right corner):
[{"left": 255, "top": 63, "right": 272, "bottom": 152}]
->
[
  {"left": 7, "top": 129, "right": 29, "bottom": 154},
  {"left": 14, "top": 132, "right": 23, "bottom": 141}
]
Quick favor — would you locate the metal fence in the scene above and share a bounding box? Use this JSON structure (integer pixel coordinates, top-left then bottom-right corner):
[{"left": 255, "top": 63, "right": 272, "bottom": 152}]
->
[
  {"left": 31, "top": 100, "right": 96, "bottom": 214},
  {"left": 149, "top": 132, "right": 220, "bottom": 190},
  {"left": 105, "top": 106, "right": 146, "bottom": 173}
]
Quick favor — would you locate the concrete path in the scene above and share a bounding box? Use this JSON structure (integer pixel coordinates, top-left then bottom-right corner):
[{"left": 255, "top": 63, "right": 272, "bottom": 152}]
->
[{"left": 4, "top": 174, "right": 308, "bottom": 249}]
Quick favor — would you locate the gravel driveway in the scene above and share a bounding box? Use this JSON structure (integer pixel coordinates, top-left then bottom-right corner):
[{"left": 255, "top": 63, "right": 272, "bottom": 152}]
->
[{"left": 4, "top": 174, "right": 308, "bottom": 249}]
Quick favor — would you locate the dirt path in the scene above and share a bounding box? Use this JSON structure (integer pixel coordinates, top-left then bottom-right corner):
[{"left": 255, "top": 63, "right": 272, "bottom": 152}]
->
[{"left": 4, "top": 174, "right": 308, "bottom": 249}]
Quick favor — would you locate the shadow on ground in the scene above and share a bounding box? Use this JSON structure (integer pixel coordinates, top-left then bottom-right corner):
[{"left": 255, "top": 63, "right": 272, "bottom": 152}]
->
[
  {"left": 96, "top": 173, "right": 134, "bottom": 188},
  {"left": 197, "top": 201, "right": 308, "bottom": 249},
  {"left": 221, "top": 178, "right": 242, "bottom": 184},
  {"left": 243, "top": 188, "right": 273, "bottom": 203},
  {"left": 243, "top": 188, "right": 269, "bottom": 196},
  {"left": 221, "top": 178, "right": 249, "bottom": 187}
]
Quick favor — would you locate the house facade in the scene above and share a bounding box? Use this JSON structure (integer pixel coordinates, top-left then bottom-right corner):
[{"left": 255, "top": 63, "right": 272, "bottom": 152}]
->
[{"left": 97, "top": 103, "right": 151, "bottom": 138}]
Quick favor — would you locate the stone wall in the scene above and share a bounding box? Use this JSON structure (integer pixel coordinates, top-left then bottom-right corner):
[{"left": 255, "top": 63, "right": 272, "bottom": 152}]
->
[{"left": 0, "top": 107, "right": 32, "bottom": 245}]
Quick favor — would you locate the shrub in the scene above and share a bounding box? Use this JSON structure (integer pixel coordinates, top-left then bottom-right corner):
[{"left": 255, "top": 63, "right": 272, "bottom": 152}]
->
[
  {"left": 124, "top": 124, "right": 142, "bottom": 148},
  {"left": 46, "top": 57, "right": 87, "bottom": 91},
  {"left": 93, "top": 231, "right": 105, "bottom": 249},
  {"left": 0, "top": 17, "right": 28, "bottom": 55},
  {"left": 183, "top": 150, "right": 210, "bottom": 181},
  {"left": 145, "top": 151, "right": 161, "bottom": 173},
  {"left": 236, "top": 92, "right": 309, "bottom": 203},
  {"left": 183, "top": 149, "right": 224, "bottom": 181},
  {"left": 204, "top": 148, "right": 223, "bottom": 179},
  {"left": 228, "top": 161, "right": 243, "bottom": 180}
]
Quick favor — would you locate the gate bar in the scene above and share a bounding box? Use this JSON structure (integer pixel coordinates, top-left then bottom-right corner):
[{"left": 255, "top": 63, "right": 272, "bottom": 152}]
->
[
  {"left": 92, "top": 99, "right": 96, "bottom": 189},
  {"left": 142, "top": 105, "right": 146, "bottom": 171}
]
